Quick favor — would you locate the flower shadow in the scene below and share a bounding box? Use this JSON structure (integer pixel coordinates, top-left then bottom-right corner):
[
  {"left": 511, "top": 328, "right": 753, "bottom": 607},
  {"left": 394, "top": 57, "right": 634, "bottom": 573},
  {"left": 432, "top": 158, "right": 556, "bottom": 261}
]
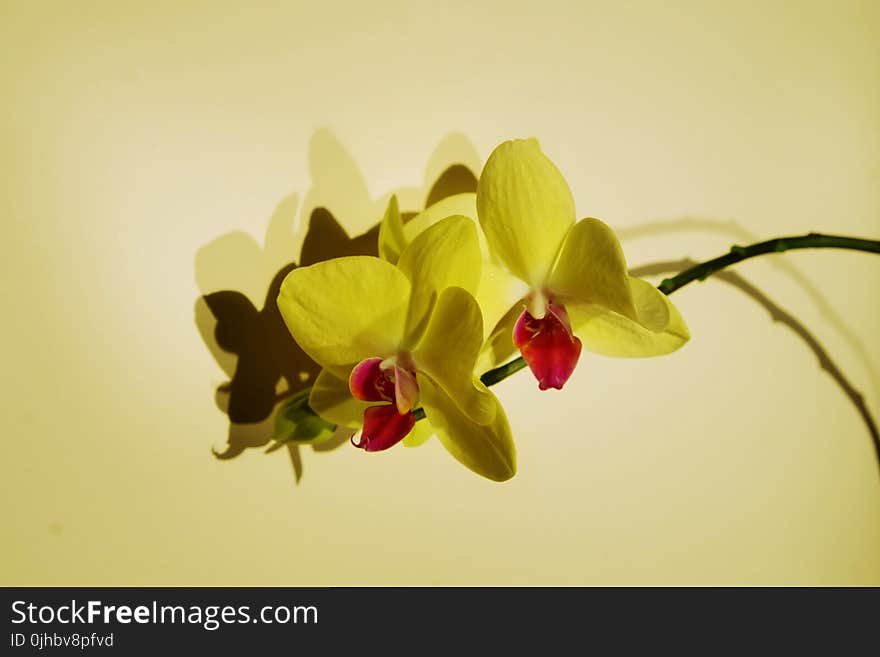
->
[{"left": 194, "top": 129, "right": 481, "bottom": 483}]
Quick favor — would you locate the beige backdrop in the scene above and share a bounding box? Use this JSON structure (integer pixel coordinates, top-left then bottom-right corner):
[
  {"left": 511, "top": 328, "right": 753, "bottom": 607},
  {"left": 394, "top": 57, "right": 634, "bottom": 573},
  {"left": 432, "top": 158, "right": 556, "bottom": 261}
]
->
[{"left": 3, "top": 0, "right": 879, "bottom": 585}]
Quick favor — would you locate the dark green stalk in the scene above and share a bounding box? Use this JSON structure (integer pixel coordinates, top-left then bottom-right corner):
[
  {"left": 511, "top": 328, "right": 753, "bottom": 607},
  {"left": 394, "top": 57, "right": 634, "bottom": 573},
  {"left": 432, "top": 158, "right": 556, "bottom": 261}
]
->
[
  {"left": 657, "top": 233, "right": 880, "bottom": 295},
  {"left": 480, "top": 357, "right": 528, "bottom": 386}
]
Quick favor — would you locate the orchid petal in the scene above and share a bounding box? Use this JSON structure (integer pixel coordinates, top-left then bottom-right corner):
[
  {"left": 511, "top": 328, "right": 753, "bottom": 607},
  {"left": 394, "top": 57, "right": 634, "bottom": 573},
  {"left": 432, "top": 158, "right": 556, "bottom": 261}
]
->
[
  {"left": 377, "top": 195, "right": 406, "bottom": 264},
  {"left": 397, "top": 215, "right": 481, "bottom": 346},
  {"left": 475, "top": 261, "right": 531, "bottom": 345},
  {"left": 477, "top": 138, "right": 575, "bottom": 286},
  {"left": 413, "top": 286, "right": 495, "bottom": 425},
  {"left": 351, "top": 405, "right": 415, "bottom": 452},
  {"left": 569, "top": 277, "right": 690, "bottom": 357},
  {"left": 402, "top": 193, "right": 479, "bottom": 246},
  {"left": 378, "top": 193, "right": 480, "bottom": 266},
  {"left": 379, "top": 192, "right": 525, "bottom": 343},
  {"left": 546, "top": 217, "right": 637, "bottom": 321},
  {"left": 402, "top": 421, "right": 434, "bottom": 448},
  {"left": 476, "top": 299, "right": 527, "bottom": 372},
  {"left": 277, "top": 256, "right": 410, "bottom": 379},
  {"left": 417, "top": 374, "right": 515, "bottom": 482},
  {"left": 393, "top": 365, "right": 419, "bottom": 414}
]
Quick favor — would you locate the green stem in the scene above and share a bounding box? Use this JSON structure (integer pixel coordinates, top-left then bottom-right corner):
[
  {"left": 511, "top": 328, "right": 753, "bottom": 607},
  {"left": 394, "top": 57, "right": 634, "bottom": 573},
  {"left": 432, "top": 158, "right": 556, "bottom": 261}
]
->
[
  {"left": 657, "top": 233, "right": 880, "bottom": 296},
  {"left": 479, "top": 232, "right": 880, "bottom": 387},
  {"left": 480, "top": 357, "right": 528, "bottom": 386}
]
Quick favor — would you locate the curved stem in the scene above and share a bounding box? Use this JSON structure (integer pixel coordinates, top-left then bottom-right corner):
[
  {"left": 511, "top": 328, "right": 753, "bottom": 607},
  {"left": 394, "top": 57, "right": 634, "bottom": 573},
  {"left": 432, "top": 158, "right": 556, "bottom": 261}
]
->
[
  {"left": 479, "top": 232, "right": 880, "bottom": 387},
  {"left": 657, "top": 233, "right": 880, "bottom": 295}
]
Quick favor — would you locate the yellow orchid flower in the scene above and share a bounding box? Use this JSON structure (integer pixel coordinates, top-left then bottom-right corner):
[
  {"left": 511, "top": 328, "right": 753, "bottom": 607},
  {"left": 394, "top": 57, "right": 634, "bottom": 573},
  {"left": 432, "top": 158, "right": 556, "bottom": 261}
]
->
[
  {"left": 277, "top": 215, "right": 516, "bottom": 482},
  {"left": 476, "top": 138, "right": 690, "bottom": 389}
]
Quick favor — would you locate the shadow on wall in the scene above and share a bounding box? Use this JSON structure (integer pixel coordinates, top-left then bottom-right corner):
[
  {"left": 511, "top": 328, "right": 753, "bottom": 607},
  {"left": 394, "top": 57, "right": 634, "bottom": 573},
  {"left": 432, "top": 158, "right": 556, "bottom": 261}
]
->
[
  {"left": 618, "top": 218, "right": 880, "bottom": 407},
  {"left": 630, "top": 260, "right": 880, "bottom": 470},
  {"left": 194, "top": 129, "right": 481, "bottom": 483},
  {"left": 621, "top": 219, "right": 880, "bottom": 473},
  {"left": 194, "top": 129, "right": 879, "bottom": 485}
]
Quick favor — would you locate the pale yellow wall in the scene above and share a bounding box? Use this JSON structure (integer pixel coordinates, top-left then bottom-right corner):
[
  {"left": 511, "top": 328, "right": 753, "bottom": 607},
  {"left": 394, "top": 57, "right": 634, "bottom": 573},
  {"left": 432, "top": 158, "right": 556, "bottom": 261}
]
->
[{"left": 2, "top": 0, "right": 879, "bottom": 585}]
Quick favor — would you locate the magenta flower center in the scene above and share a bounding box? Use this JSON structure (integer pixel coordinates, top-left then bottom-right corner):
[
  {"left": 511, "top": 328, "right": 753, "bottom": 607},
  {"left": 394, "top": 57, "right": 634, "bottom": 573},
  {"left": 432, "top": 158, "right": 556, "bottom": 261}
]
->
[
  {"left": 513, "top": 301, "right": 582, "bottom": 390},
  {"left": 348, "top": 356, "right": 419, "bottom": 451}
]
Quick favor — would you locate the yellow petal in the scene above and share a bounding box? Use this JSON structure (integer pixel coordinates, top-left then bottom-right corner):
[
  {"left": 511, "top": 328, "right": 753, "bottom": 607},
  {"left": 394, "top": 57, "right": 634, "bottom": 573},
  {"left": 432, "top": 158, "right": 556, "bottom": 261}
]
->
[
  {"left": 402, "top": 193, "right": 479, "bottom": 245},
  {"left": 569, "top": 277, "right": 690, "bottom": 357},
  {"left": 382, "top": 192, "right": 524, "bottom": 343},
  {"left": 475, "top": 261, "right": 530, "bottom": 346},
  {"left": 413, "top": 286, "right": 495, "bottom": 424},
  {"left": 475, "top": 297, "right": 526, "bottom": 373},
  {"left": 476, "top": 138, "right": 575, "bottom": 286},
  {"left": 309, "top": 368, "right": 369, "bottom": 429},
  {"left": 377, "top": 195, "right": 406, "bottom": 265},
  {"left": 277, "top": 256, "right": 410, "bottom": 379},
  {"left": 410, "top": 201, "right": 525, "bottom": 343},
  {"left": 417, "top": 374, "right": 516, "bottom": 482},
  {"left": 397, "top": 216, "right": 481, "bottom": 346},
  {"left": 402, "top": 421, "right": 434, "bottom": 447},
  {"left": 546, "top": 217, "right": 637, "bottom": 320}
]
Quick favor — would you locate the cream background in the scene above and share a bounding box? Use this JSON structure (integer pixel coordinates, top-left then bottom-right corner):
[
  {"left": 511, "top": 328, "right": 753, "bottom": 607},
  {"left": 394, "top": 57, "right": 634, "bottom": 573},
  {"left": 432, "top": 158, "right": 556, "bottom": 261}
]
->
[{"left": 2, "top": 0, "right": 879, "bottom": 585}]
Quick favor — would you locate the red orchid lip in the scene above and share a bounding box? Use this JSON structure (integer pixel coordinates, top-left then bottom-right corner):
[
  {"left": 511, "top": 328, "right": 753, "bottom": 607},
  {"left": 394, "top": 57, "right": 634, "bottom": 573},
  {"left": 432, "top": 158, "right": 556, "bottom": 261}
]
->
[
  {"left": 350, "top": 404, "right": 416, "bottom": 452},
  {"left": 513, "top": 301, "right": 582, "bottom": 390},
  {"left": 348, "top": 356, "right": 419, "bottom": 451}
]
